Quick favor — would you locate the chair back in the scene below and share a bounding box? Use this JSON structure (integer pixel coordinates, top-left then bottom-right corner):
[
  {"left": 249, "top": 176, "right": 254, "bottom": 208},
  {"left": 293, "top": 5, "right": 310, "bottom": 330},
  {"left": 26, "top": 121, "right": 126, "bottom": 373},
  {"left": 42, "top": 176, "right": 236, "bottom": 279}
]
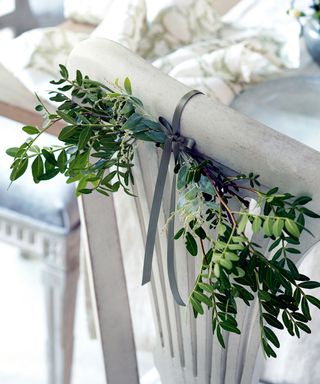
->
[{"left": 68, "top": 38, "right": 320, "bottom": 384}]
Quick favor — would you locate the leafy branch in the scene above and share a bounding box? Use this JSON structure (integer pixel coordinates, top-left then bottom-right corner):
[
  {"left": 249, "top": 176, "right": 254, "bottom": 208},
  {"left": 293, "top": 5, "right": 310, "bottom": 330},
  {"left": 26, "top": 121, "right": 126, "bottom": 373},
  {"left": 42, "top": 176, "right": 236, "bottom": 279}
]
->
[{"left": 6, "top": 66, "right": 320, "bottom": 358}]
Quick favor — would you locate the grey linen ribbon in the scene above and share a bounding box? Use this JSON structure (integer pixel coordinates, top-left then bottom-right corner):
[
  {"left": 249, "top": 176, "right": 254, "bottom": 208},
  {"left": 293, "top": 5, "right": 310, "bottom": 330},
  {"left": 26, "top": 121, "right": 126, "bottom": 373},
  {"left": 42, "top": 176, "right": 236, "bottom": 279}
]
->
[{"left": 142, "top": 89, "right": 203, "bottom": 306}]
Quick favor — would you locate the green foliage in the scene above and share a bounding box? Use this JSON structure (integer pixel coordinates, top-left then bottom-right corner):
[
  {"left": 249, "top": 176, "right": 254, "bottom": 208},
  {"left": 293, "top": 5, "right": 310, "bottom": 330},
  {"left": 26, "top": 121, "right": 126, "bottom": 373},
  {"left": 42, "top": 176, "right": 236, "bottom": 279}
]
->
[
  {"left": 7, "top": 69, "right": 163, "bottom": 197},
  {"left": 6, "top": 68, "right": 320, "bottom": 359}
]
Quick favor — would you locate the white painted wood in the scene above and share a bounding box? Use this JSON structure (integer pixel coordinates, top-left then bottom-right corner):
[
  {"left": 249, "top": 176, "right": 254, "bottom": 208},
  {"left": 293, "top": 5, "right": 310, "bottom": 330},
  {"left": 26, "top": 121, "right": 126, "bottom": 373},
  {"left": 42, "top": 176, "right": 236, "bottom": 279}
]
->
[
  {"left": 41, "top": 226, "right": 80, "bottom": 384},
  {"left": 79, "top": 192, "right": 139, "bottom": 384},
  {"left": 68, "top": 38, "right": 320, "bottom": 384},
  {"left": 0, "top": 209, "right": 80, "bottom": 384},
  {"left": 42, "top": 264, "right": 79, "bottom": 384}
]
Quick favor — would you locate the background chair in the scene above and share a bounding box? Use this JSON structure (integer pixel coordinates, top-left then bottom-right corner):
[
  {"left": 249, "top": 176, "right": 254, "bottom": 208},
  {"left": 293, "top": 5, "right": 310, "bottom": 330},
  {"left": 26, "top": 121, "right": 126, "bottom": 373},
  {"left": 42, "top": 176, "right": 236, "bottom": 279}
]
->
[
  {"left": 68, "top": 37, "right": 320, "bottom": 384},
  {"left": 0, "top": 116, "right": 80, "bottom": 384}
]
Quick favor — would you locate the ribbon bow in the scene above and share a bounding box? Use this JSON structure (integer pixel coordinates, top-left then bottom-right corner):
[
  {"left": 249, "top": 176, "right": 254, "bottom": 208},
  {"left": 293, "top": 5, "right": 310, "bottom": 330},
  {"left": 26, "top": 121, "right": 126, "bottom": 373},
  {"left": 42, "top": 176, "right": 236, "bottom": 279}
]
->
[{"left": 142, "top": 89, "right": 203, "bottom": 306}]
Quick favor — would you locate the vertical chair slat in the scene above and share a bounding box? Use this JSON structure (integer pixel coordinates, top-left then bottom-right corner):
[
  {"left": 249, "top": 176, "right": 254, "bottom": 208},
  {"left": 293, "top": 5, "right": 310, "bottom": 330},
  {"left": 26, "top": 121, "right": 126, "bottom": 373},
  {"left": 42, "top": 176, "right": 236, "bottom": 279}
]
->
[
  {"left": 187, "top": 253, "right": 198, "bottom": 382},
  {"left": 224, "top": 198, "right": 261, "bottom": 384},
  {"left": 134, "top": 145, "right": 187, "bottom": 383},
  {"left": 210, "top": 336, "right": 227, "bottom": 384},
  {"left": 239, "top": 234, "right": 273, "bottom": 384},
  {"left": 79, "top": 193, "right": 139, "bottom": 384},
  {"left": 195, "top": 252, "right": 212, "bottom": 384},
  {"left": 138, "top": 146, "right": 175, "bottom": 361},
  {"left": 138, "top": 144, "right": 185, "bottom": 376},
  {"left": 133, "top": 192, "right": 165, "bottom": 349},
  {"left": 173, "top": 228, "right": 197, "bottom": 382},
  {"left": 133, "top": 150, "right": 172, "bottom": 356}
]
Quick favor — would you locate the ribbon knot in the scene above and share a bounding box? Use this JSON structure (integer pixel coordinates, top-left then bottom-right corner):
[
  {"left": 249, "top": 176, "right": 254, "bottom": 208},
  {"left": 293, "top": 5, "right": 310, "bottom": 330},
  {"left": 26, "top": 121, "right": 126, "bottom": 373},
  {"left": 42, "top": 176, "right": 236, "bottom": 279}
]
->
[
  {"left": 159, "top": 117, "right": 196, "bottom": 151},
  {"left": 142, "top": 90, "right": 203, "bottom": 306}
]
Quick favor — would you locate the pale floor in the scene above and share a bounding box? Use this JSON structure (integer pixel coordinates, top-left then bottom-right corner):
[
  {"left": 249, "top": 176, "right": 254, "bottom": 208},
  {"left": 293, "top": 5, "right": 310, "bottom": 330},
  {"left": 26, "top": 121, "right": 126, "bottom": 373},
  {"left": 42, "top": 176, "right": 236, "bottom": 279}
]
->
[{"left": 0, "top": 242, "right": 160, "bottom": 384}]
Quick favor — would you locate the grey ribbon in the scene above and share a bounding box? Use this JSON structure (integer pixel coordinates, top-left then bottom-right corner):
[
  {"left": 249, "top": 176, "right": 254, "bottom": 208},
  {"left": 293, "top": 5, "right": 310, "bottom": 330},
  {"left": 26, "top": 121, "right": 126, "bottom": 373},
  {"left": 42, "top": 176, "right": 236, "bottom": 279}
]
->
[{"left": 142, "top": 89, "right": 203, "bottom": 306}]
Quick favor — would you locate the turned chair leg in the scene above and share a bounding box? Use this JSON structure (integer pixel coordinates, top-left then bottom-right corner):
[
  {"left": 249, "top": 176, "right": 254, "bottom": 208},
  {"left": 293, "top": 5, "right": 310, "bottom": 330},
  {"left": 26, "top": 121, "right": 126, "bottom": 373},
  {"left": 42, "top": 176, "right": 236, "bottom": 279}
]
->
[{"left": 42, "top": 228, "right": 80, "bottom": 384}]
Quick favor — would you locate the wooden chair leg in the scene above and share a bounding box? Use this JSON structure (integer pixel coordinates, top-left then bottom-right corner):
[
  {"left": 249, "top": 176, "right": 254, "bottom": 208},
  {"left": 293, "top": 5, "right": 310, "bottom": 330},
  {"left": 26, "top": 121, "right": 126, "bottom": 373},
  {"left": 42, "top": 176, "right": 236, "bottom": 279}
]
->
[
  {"left": 42, "top": 266, "right": 79, "bottom": 384},
  {"left": 42, "top": 231, "right": 80, "bottom": 384}
]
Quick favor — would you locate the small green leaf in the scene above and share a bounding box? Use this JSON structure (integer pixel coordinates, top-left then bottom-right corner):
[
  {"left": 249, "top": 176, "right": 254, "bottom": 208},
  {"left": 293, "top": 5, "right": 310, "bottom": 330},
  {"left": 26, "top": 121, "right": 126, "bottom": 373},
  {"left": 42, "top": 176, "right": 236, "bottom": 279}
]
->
[
  {"left": 259, "top": 291, "right": 271, "bottom": 302},
  {"left": 22, "top": 125, "right": 39, "bottom": 135},
  {"left": 237, "top": 214, "right": 248, "bottom": 233},
  {"left": 58, "top": 84, "right": 73, "bottom": 92},
  {"left": 267, "top": 187, "right": 279, "bottom": 196},
  {"left": 195, "top": 226, "right": 206, "bottom": 239},
  {"left": 177, "top": 165, "right": 188, "bottom": 189},
  {"left": 35, "top": 104, "right": 44, "bottom": 111},
  {"left": 78, "top": 188, "right": 93, "bottom": 194},
  {"left": 102, "top": 171, "right": 117, "bottom": 186},
  {"left": 293, "top": 196, "right": 312, "bottom": 206},
  {"left": 282, "top": 311, "right": 291, "bottom": 330},
  {"left": 39, "top": 168, "right": 59, "bottom": 180},
  {"left": 59, "top": 64, "right": 69, "bottom": 79},
  {"left": 185, "top": 232, "right": 197, "bottom": 256},
  {"left": 306, "top": 295, "right": 320, "bottom": 309},
  {"left": 299, "top": 281, "right": 320, "bottom": 289},
  {"left": 57, "top": 150, "right": 67, "bottom": 173},
  {"left": 216, "top": 326, "right": 225, "bottom": 348},
  {"left": 10, "top": 158, "right": 28, "bottom": 181},
  {"left": 59, "top": 125, "right": 77, "bottom": 141},
  {"left": 269, "top": 238, "right": 281, "bottom": 252},
  {"left": 78, "top": 127, "right": 92, "bottom": 150},
  {"left": 220, "top": 322, "right": 241, "bottom": 334},
  {"left": 198, "top": 282, "right": 214, "bottom": 293},
  {"left": 57, "top": 111, "right": 77, "bottom": 125},
  {"left": 272, "top": 219, "right": 284, "bottom": 237},
  {"left": 42, "top": 149, "right": 57, "bottom": 165},
  {"left": 263, "top": 313, "right": 284, "bottom": 329},
  {"left": 193, "top": 291, "right": 212, "bottom": 307},
  {"left": 174, "top": 228, "right": 185, "bottom": 240},
  {"left": 263, "top": 217, "right": 273, "bottom": 237},
  {"left": 291, "top": 312, "right": 308, "bottom": 322},
  {"left": 294, "top": 288, "right": 302, "bottom": 305},
  {"left": 300, "top": 208, "right": 320, "bottom": 218},
  {"left": 31, "top": 155, "right": 44, "bottom": 183},
  {"left": 301, "top": 297, "right": 311, "bottom": 320},
  {"left": 264, "top": 326, "right": 280, "bottom": 348},
  {"left": 6, "top": 147, "right": 19, "bottom": 157},
  {"left": 262, "top": 340, "right": 277, "bottom": 358},
  {"left": 124, "top": 77, "right": 132, "bottom": 95},
  {"left": 225, "top": 252, "right": 239, "bottom": 262},
  {"left": 219, "top": 258, "right": 233, "bottom": 270},
  {"left": 76, "top": 70, "right": 83, "bottom": 86},
  {"left": 296, "top": 322, "right": 311, "bottom": 334},
  {"left": 286, "top": 248, "right": 301, "bottom": 254},
  {"left": 190, "top": 296, "right": 204, "bottom": 315},
  {"left": 285, "top": 219, "right": 300, "bottom": 238},
  {"left": 286, "top": 258, "right": 299, "bottom": 278},
  {"left": 252, "top": 216, "right": 262, "bottom": 233}
]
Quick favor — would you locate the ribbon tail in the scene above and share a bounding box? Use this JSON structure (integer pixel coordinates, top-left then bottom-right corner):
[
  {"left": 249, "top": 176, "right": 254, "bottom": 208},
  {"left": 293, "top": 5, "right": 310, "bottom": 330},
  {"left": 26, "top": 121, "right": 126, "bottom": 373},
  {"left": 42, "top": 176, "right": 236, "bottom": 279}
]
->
[
  {"left": 167, "top": 172, "right": 186, "bottom": 306},
  {"left": 142, "top": 139, "right": 173, "bottom": 285}
]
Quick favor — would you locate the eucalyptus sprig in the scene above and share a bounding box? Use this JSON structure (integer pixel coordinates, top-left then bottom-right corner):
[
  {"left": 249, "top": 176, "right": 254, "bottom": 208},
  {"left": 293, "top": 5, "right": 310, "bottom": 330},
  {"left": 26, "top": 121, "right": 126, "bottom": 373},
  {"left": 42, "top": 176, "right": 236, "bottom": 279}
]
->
[{"left": 6, "top": 65, "right": 320, "bottom": 358}]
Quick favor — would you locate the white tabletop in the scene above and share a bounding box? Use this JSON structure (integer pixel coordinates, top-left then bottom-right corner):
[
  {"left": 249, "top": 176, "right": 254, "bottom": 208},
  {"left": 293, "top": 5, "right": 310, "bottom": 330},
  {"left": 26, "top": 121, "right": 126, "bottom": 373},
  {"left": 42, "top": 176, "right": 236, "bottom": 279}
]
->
[{"left": 232, "top": 76, "right": 320, "bottom": 151}]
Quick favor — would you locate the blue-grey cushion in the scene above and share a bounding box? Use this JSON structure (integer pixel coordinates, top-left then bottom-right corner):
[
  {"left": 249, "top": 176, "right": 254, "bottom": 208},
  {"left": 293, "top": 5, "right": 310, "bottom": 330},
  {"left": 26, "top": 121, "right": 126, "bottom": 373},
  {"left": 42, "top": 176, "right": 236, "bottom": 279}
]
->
[{"left": 0, "top": 116, "right": 79, "bottom": 232}]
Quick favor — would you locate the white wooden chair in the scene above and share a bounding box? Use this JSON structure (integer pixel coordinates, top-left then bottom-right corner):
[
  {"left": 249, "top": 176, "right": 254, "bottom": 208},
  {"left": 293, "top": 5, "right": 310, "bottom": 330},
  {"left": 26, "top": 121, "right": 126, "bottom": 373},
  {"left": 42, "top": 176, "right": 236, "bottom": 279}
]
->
[{"left": 68, "top": 38, "right": 320, "bottom": 384}]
